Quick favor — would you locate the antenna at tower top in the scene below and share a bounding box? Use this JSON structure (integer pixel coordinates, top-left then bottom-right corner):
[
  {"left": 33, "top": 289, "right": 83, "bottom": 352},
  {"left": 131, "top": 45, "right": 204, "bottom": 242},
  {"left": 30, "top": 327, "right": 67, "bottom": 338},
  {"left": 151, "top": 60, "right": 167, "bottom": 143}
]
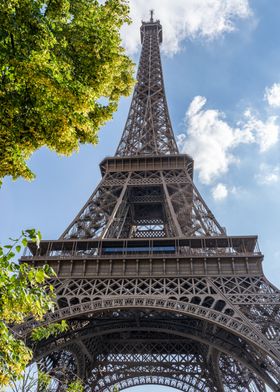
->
[{"left": 150, "top": 9, "right": 154, "bottom": 22}]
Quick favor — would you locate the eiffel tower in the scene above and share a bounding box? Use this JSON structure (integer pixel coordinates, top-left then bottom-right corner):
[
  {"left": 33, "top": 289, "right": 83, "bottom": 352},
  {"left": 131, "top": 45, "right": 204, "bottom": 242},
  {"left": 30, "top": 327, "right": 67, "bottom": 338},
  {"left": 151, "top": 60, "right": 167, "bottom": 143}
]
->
[{"left": 20, "top": 12, "right": 280, "bottom": 392}]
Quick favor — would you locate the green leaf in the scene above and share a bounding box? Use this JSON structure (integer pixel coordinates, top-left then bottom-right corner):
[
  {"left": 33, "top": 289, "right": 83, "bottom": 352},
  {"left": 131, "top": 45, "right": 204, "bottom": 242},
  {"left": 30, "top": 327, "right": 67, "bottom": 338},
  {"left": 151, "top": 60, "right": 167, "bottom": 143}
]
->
[
  {"left": 35, "top": 269, "right": 46, "bottom": 283},
  {"left": 25, "top": 229, "right": 36, "bottom": 239},
  {"left": 22, "top": 238, "right": 28, "bottom": 247}
]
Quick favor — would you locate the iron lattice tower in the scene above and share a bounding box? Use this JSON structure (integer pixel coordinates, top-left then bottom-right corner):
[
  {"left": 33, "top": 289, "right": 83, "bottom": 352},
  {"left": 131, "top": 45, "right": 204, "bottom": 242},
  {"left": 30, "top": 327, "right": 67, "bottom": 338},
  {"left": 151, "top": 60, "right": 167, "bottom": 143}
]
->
[{"left": 20, "top": 14, "right": 280, "bottom": 392}]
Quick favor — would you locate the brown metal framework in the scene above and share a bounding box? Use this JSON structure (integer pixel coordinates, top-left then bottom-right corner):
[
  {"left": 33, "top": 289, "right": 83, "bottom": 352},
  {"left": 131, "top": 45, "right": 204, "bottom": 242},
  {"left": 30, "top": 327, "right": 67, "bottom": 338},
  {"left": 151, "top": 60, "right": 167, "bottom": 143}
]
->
[{"left": 19, "top": 13, "right": 280, "bottom": 392}]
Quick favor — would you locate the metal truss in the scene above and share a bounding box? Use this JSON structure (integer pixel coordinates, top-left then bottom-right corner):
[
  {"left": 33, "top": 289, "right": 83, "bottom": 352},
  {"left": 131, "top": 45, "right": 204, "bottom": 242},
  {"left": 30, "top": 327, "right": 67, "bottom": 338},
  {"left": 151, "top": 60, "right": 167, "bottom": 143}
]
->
[
  {"left": 60, "top": 167, "right": 224, "bottom": 239},
  {"left": 32, "top": 312, "right": 274, "bottom": 391},
  {"left": 115, "top": 18, "right": 178, "bottom": 157},
  {"left": 20, "top": 13, "right": 280, "bottom": 392},
  {"left": 19, "top": 274, "right": 280, "bottom": 390}
]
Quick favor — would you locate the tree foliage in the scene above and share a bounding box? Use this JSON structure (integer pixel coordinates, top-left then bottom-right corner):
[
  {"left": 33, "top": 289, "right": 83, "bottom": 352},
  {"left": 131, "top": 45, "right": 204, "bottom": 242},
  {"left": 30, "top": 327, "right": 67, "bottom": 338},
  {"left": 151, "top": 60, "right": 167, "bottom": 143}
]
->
[
  {"left": 31, "top": 319, "right": 68, "bottom": 342},
  {"left": 9, "top": 366, "right": 86, "bottom": 392},
  {"left": 0, "top": 0, "right": 134, "bottom": 181},
  {"left": 0, "top": 230, "right": 55, "bottom": 386},
  {"left": 0, "top": 231, "right": 90, "bottom": 391}
]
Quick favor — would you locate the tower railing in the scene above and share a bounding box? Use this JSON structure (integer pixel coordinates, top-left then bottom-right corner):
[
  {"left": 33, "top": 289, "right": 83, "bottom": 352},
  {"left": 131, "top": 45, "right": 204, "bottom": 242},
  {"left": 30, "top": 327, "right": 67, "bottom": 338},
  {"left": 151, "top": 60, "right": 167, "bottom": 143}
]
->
[{"left": 22, "top": 236, "right": 261, "bottom": 259}]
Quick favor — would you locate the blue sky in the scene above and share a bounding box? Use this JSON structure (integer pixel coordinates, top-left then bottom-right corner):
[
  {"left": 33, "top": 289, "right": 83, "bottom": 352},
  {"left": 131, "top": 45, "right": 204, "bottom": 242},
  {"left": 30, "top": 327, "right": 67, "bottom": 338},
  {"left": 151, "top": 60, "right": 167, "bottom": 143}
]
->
[{"left": 1, "top": 1, "right": 280, "bottom": 391}]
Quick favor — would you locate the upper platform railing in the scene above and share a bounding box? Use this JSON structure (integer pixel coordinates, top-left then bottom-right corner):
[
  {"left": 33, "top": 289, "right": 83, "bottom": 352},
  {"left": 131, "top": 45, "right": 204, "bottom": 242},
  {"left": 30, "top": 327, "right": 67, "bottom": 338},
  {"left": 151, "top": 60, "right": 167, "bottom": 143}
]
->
[{"left": 22, "top": 236, "right": 261, "bottom": 260}]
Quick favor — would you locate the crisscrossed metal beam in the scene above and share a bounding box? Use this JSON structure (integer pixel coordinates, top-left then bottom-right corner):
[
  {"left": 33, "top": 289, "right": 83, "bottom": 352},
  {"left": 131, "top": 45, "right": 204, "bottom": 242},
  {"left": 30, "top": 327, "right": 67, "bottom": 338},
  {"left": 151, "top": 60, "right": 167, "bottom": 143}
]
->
[{"left": 19, "top": 13, "right": 280, "bottom": 392}]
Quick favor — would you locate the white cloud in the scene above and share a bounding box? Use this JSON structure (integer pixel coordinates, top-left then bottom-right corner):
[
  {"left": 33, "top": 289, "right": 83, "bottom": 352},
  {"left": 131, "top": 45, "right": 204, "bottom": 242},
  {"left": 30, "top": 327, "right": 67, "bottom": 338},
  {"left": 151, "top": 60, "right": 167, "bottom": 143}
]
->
[
  {"left": 241, "top": 110, "right": 279, "bottom": 153},
  {"left": 212, "top": 183, "right": 228, "bottom": 200},
  {"left": 265, "top": 83, "right": 280, "bottom": 108},
  {"left": 121, "top": 0, "right": 252, "bottom": 55},
  {"left": 255, "top": 164, "right": 280, "bottom": 185},
  {"left": 178, "top": 96, "right": 238, "bottom": 184},
  {"left": 178, "top": 97, "right": 279, "bottom": 184}
]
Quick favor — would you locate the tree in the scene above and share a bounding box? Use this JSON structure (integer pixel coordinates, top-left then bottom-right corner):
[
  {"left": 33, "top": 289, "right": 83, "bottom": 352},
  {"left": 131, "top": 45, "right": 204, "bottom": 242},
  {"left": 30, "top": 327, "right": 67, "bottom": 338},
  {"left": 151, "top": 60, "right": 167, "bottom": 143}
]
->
[
  {"left": 0, "top": 0, "right": 134, "bottom": 181},
  {"left": 0, "top": 231, "right": 94, "bottom": 390},
  {"left": 0, "top": 230, "right": 56, "bottom": 386},
  {"left": 9, "top": 367, "right": 119, "bottom": 392},
  {"left": 9, "top": 366, "right": 86, "bottom": 392}
]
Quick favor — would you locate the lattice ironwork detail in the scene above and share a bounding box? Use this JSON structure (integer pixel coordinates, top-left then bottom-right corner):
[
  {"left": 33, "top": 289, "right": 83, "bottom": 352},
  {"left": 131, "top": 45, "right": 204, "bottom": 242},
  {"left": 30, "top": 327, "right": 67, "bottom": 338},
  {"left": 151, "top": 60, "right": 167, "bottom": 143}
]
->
[
  {"left": 61, "top": 167, "right": 225, "bottom": 239},
  {"left": 115, "top": 18, "right": 178, "bottom": 157},
  {"left": 32, "top": 315, "right": 275, "bottom": 391},
  {"left": 19, "top": 13, "right": 280, "bottom": 392}
]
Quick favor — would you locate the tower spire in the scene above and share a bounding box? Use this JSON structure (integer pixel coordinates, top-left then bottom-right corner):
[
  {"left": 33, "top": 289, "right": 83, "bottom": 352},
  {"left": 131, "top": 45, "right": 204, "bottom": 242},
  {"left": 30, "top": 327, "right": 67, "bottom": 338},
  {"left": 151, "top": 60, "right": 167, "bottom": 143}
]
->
[{"left": 116, "top": 16, "right": 178, "bottom": 156}]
